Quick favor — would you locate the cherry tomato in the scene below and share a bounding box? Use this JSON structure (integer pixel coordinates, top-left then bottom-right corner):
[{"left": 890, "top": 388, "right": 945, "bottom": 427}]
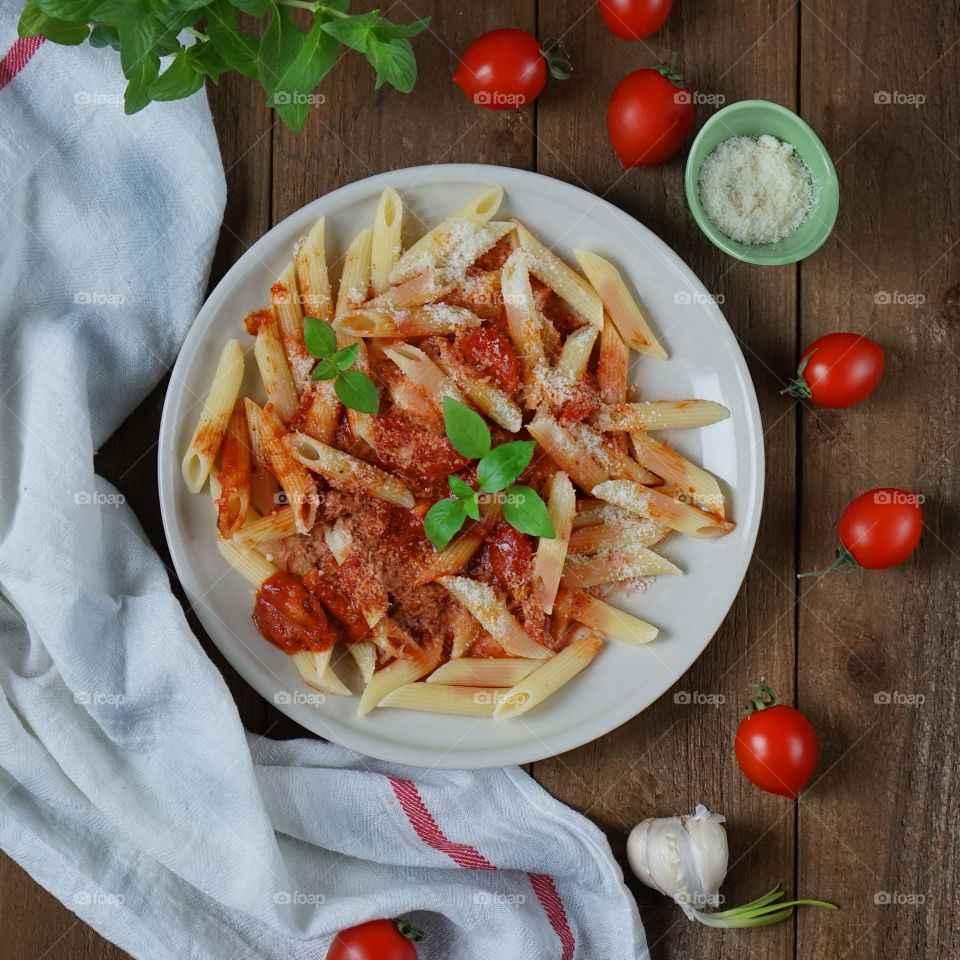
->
[
  {"left": 783, "top": 333, "right": 884, "bottom": 408},
  {"left": 599, "top": 0, "right": 674, "bottom": 40},
  {"left": 838, "top": 488, "right": 923, "bottom": 570},
  {"left": 326, "top": 919, "right": 421, "bottom": 960},
  {"left": 453, "top": 30, "right": 570, "bottom": 110},
  {"left": 735, "top": 680, "right": 818, "bottom": 799},
  {"left": 607, "top": 59, "right": 694, "bottom": 166}
]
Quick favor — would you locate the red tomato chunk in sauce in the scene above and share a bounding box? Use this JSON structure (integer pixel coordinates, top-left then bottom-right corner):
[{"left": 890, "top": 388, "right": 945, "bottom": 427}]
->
[
  {"left": 253, "top": 571, "right": 342, "bottom": 654},
  {"left": 456, "top": 327, "right": 520, "bottom": 393}
]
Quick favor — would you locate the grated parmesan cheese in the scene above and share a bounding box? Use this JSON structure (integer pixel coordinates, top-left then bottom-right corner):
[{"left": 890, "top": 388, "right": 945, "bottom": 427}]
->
[{"left": 698, "top": 134, "right": 813, "bottom": 245}]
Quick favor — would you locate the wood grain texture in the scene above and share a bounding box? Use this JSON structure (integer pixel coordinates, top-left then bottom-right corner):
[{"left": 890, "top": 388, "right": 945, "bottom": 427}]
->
[{"left": 4, "top": 1, "right": 959, "bottom": 957}]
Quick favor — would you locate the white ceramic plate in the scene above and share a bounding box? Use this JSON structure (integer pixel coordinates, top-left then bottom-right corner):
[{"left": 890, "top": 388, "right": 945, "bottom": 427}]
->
[{"left": 158, "top": 164, "right": 763, "bottom": 769}]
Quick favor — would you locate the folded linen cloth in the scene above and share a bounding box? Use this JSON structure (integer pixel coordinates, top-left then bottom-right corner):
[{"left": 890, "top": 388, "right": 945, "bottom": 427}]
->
[{"left": 0, "top": 16, "right": 648, "bottom": 960}]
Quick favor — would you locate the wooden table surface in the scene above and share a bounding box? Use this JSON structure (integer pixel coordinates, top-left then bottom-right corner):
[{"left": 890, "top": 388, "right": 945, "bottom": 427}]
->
[{"left": 3, "top": 2, "right": 959, "bottom": 957}]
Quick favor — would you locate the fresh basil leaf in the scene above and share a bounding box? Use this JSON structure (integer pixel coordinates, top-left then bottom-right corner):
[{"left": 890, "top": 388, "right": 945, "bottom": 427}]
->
[
  {"left": 304, "top": 315, "right": 336, "bottom": 359},
  {"left": 123, "top": 54, "right": 160, "bottom": 114},
  {"left": 149, "top": 49, "right": 204, "bottom": 100},
  {"left": 22, "top": 8, "right": 89, "bottom": 44},
  {"left": 88, "top": 23, "right": 120, "bottom": 49},
  {"left": 118, "top": 17, "right": 161, "bottom": 78},
  {"left": 206, "top": 1, "right": 259, "bottom": 79},
  {"left": 502, "top": 485, "right": 556, "bottom": 538},
  {"left": 270, "top": 13, "right": 338, "bottom": 131},
  {"left": 477, "top": 440, "right": 535, "bottom": 493},
  {"left": 310, "top": 358, "right": 338, "bottom": 381},
  {"left": 34, "top": 0, "right": 95, "bottom": 21},
  {"left": 257, "top": 3, "right": 300, "bottom": 94},
  {"left": 18, "top": 2, "right": 46, "bottom": 37},
  {"left": 319, "top": 11, "right": 380, "bottom": 54},
  {"left": 373, "top": 16, "right": 431, "bottom": 40},
  {"left": 331, "top": 342, "right": 359, "bottom": 371},
  {"left": 423, "top": 498, "right": 467, "bottom": 551},
  {"left": 442, "top": 397, "right": 490, "bottom": 460},
  {"left": 365, "top": 36, "right": 417, "bottom": 93},
  {"left": 335, "top": 369, "right": 379, "bottom": 414},
  {"left": 187, "top": 39, "right": 230, "bottom": 82},
  {"left": 448, "top": 475, "right": 479, "bottom": 519}
]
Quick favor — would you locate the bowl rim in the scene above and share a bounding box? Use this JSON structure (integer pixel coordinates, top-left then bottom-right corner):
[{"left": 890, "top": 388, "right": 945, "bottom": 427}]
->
[{"left": 684, "top": 99, "right": 839, "bottom": 265}]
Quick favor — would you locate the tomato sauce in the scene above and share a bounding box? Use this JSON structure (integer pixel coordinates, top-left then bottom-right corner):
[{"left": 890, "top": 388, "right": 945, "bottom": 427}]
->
[
  {"left": 253, "top": 571, "right": 342, "bottom": 654},
  {"left": 303, "top": 566, "right": 369, "bottom": 641},
  {"left": 456, "top": 327, "right": 520, "bottom": 392},
  {"left": 372, "top": 409, "right": 469, "bottom": 490},
  {"left": 480, "top": 521, "right": 532, "bottom": 594},
  {"left": 244, "top": 309, "right": 274, "bottom": 336}
]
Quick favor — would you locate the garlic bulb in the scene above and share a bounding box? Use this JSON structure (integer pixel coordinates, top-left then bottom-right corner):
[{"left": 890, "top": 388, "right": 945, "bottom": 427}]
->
[{"left": 626, "top": 804, "right": 728, "bottom": 919}]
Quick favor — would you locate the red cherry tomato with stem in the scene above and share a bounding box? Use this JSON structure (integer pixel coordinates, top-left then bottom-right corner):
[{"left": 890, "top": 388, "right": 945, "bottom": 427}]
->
[
  {"left": 326, "top": 918, "right": 422, "bottom": 960},
  {"left": 800, "top": 487, "right": 923, "bottom": 577},
  {"left": 607, "top": 55, "right": 694, "bottom": 166},
  {"left": 453, "top": 30, "right": 571, "bottom": 110},
  {"left": 735, "top": 679, "right": 818, "bottom": 799},
  {"left": 599, "top": 0, "right": 674, "bottom": 40},
  {"left": 782, "top": 333, "right": 884, "bottom": 408}
]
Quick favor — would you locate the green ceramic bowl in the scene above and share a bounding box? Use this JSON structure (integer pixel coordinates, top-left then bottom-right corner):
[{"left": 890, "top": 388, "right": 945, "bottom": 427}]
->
[{"left": 684, "top": 100, "right": 839, "bottom": 265}]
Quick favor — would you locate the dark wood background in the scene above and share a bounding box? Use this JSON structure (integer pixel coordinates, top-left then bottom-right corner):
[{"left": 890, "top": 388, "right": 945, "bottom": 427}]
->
[{"left": 3, "top": 1, "right": 959, "bottom": 957}]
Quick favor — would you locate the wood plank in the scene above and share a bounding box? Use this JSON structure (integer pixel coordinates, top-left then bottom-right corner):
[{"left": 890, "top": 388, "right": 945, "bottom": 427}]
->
[
  {"left": 797, "top": 1, "right": 960, "bottom": 956},
  {"left": 530, "top": 3, "right": 801, "bottom": 958}
]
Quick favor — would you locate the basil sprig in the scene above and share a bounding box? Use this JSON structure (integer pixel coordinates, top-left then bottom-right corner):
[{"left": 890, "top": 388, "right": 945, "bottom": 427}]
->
[
  {"left": 18, "top": 0, "right": 430, "bottom": 131},
  {"left": 304, "top": 314, "right": 378, "bottom": 414},
  {"left": 423, "top": 398, "right": 555, "bottom": 551}
]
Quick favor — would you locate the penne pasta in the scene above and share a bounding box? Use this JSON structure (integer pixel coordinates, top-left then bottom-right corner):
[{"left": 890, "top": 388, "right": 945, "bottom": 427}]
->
[
  {"left": 574, "top": 250, "right": 666, "bottom": 358},
  {"left": 358, "top": 657, "right": 436, "bottom": 716},
  {"left": 371, "top": 187, "right": 403, "bottom": 295},
  {"left": 433, "top": 340, "right": 523, "bottom": 432},
  {"left": 335, "top": 226, "right": 373, "bottom": 320},
  {"left": 561, "top": 544, "right": 681, "bottom": 589},
  {"left": 597, "top": 315, "right": 628, "bottom": 405},
  {"left": 380, "top": 682, "right": 498, "bottom": 716},
  {"left": 347, "top": 640, "right": 377, "bottom": 686},
  {"left": 567, "top": 517, "right": 665, "bottom": 555},
  {"left": 598, "top": 401, "right": 731, "bottom": 431},
  {"left": 248, "top": 400, "right": 318, "bottom": 534},
  {"left": 293, "top": 381, "right": 340, "bottom": 445},
  {"left": 555, "top": 586, "right": 659, "bottom": 644},
  {"left": 233, "top": 506, "right": 298, "bottom": 547},
  {"left": 217, "top": 537, "right": 277, "bottom": 587},
  {"left": 336, "top": 303, "right": 483, "bottom": 339},
  {"left": 286, "top": 431, "right": 414, "bottom": 508},
  {"left": 272, "top": 260, "right": 311, "bottom": 389},
  {"left": 493, "top": 628, "right": 603, "bottom": 719},
  {"left": 182, "top": 339, "right": 244, "bottom": 493},
  {"left": 556, "top": 324, "right": 599, "bottom": 379},
  {"left": 532, "top": 471, "right": 576, "bottom": 614},
  {"left": 527, "top": 412, "right": 608, "bottom": 494},
  {"left": 254, "top": 310, "right": 299, "bottom": 424},
  {"left": 515, "top": 222, "right": 603, "bottom": 328},
  {"left": 501, "top": 250, "right": 544, "bottom": 385},
  {"left": 438, "top": 576, "right": 553, "bottom": 659},
  {"left": 296, "top": 216, "right": 333, "bottom": 322},
  {"left": 216, "top": 400, "right": 252, "bottom": 539},
  {"left": 592, "top": 479, "right": 734, "bottom": 539},
  {"left": 291, "top": 648, "right": 352, "bottom": 696},
  {"left": 630, "top": 431, "right": 726, "bottom": 520},
  {"left": 383, "top": 342, "right": 466, "bottom": 410},
  {"left": 564, "top": 421, "right": 661, "bottom": 487},
  {"left": 426, "top": 658, "right": 541, "bottom": 687}
]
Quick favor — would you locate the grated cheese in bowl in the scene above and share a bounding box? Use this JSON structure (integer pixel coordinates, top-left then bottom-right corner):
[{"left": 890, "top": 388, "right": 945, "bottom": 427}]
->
[{"left": 698, "top": 134, "right": 813, "bottom": 245}]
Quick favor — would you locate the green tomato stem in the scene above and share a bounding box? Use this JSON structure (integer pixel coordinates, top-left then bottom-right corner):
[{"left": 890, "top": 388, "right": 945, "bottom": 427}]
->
[{"left": 797, "top": 544, "right": 859, "bottom": 579}]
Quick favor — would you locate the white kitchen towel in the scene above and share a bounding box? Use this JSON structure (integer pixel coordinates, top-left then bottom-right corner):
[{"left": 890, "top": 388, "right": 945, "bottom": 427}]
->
[{"left": 0, "top": 17, "right": 648, "bottom": 960}]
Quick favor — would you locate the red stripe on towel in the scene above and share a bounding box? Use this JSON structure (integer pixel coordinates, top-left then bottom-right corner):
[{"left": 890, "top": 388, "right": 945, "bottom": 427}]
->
[
  {"left": 387, "top": 776, "right": 576, "bottom": 959},
  {"left": 0, "top": 36, "right": 44, "bottom": 92}
]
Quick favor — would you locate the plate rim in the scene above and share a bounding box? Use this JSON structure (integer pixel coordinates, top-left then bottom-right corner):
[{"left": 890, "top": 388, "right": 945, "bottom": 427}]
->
[{"left": 158, "top": 162, "right": 765, "bottom": 769}]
